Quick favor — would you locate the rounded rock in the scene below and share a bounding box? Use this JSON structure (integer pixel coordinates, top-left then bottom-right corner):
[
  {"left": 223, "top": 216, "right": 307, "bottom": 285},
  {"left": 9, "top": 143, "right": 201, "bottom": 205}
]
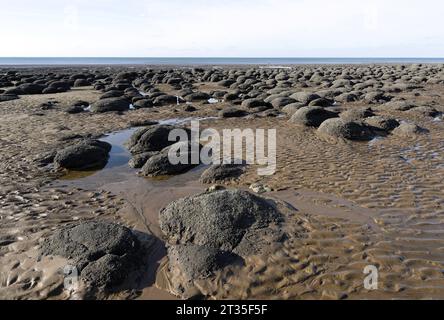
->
[
  {"left": 317, "top": 118, "right": 373, "bottom": 141},
  {"left": 289, "top": 106, "right": 338, "bottom": 127},
  {"left": 90, "top": 97, "right": 130, "bottom": 113},
  {"left": 160, "top": 189, "right": 283, "bottom": 256}
]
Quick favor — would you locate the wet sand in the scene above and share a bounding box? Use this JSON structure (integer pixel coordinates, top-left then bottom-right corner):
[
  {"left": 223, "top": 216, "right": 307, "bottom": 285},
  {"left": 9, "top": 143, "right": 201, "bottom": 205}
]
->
[{"left": 1, "top": 65, "right": 444, "bottom": 300}]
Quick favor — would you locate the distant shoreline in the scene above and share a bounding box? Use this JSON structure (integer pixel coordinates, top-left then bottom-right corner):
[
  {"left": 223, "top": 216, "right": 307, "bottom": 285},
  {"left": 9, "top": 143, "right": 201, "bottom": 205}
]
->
[
  {"left": 2, "top": 63, "right": 444, "bottom": 70},
  {"left": 1, "top": 57, "right": 444, "bottom": 67}
]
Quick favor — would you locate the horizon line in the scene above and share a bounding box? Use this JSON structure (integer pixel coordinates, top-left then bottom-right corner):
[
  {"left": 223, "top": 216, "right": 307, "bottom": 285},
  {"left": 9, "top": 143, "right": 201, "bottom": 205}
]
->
[{"left": 1, "top": 56, "right": 444, "bottom": 59}]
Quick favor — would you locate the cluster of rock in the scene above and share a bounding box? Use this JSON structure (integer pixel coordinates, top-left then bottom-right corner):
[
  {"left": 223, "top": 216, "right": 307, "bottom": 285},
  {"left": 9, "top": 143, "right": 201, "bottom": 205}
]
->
[
  {"left": 85, "top": 64, "right": 444, "bottom": 121},
  {"left": 0, "top": 71, "right": 79, "bottom": 96},
  {"left": 2, "top": 66, "right": 442, "bottom": 133},
  {"left": 125, "top": 122, "right": 249, "bottom": 180},
  {"left": 46, "top": 122, "right": 249, "bottom": 179},
  {"left": 289, "top": 104, "right": 429, "bottom": 141},
  {"left": 40, "top": 221, "right": 154, "bottom": 297},
  {"left": 159, "top": 189, "right": 284, "bottom": 297},
  {"left": 0, "top": 70, "right": 96, "bottom": 104},
  {"left": 25, "top": 64, "right": 444, "bottom": 299},
  {"left": 39, "top": 189, "right": 283, "bottom": 299},
  {"left": 124, "top": 124, "right": 201, "bottom": 176}
]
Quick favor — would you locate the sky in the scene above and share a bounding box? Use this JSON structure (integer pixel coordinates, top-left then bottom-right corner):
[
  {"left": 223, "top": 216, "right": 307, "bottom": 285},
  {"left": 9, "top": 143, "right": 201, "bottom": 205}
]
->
[{"left": 0, "top": 0, "right": 443, "bottom": 57}]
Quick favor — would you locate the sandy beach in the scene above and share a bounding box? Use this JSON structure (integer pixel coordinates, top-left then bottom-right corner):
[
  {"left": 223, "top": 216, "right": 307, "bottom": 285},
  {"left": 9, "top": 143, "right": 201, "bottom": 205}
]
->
[{"left": 1, "top": 64, "right": 444, "bottom": 300}]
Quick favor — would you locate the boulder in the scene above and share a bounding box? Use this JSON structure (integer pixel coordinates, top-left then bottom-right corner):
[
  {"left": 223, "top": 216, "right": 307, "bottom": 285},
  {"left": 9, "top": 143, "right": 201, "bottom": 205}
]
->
[
  {"left": 45, "top": 81, "right": 71, "bottom": 93},
  {"left": 33, "top": 150, "right": 57, "bottom": 167},
  {"left": 289, "top": 106, "right": 338, "bottom": 127},
  {"left": 200, "top": 164, "right": 245, "bottom": 183},
  {"left": 392, "top": 122, "right": 428, "bottom": 137},
  {"left": 290, "top": 92, "right": 321, "bottom": 105},
  {"left": 54, "top": 139, "right": 111, "bottom": 169},
  {"left": 41, "top": 221, "right": 151, "bottom": 293},
  {"left": 364, "top": 116, "right": 400, "bottom": 132},
  {"left": 183, "top": 105, "right": 197, "bottom": 112},
  {"left": 335, "top": 92, "right": 359, "bottom": 103},
  {"left": 0, "top": 94, "right": 19, "bottom": 102},
  {"left": 153, "top": 94, "right": 180, "bottom": 106},
  {"left": 140, "top": 152, "right": 195, "bottom": 177},
  {"left": 308, "top": 97, "right": 334, "bottom": 107},
  {"left": 408, "top": 106, "right": 440, "bottom": 117},
  {"left": 73, "top": 79, "right": 90, "bottom": 87},
  {"left": 166, "top": 77, "right": 183, "bottom": 85},
  {"left": 132, "top": 99, "right": 153, "bottom": 109},
  {"left": 127, "top": 125, "right": 186, "bottom": 154},
  {"left": 128, "top": 151, "right": 158, "bottom": 168},
  {"left": 115, "top": 71, "right": 138, "bottom": 81},
  {"left": 79, "top": 254, "right": 127, "bottom": 290},
  {"left": 223, "top": 92, "right": 239, "bottom": 101},
  {"left": 70, "top": 73, "right": 88, "bottom": 80},
  {"left": 17, "top": 83, "right": 45, "bottom": 95},
  {"left": 3, "top": 87, "right": 23, "bottom": 95},
  {"left": 42, "top": 87, "right": 61, "bottom": 94},
  {"left": 100, "top": 90, "right": 124, "bottom": 99},
  {"left": 270, "top": 97, "right": 297, "bottom": 108},
  {"left": 184, "top": 92, "right": 211, "bottom": 102},
  {"left": 159, "top": 189, "right": 283, "bottom": 256},
  {"left": 363, "top": 91, "right": 392, "bottom": 104},
  {"left": 140, "top": 142, "right": 199, "bottom": 176},
  {"left": 124, "top": 89, "right": 142, "bottom": 100},
  {"left": 114, "top": 82, "right": 132, "bottom": 91},
  {"left": 167, "top": 244, "right": 240, "bottom": 297},
  {"left": 317, "top": 118, "right": 373, "bottom": 141},
  {"left": 90, "top": 97, "right": 130, "bottom": 113},
  {"left": 241, "top": 98, "right": 270, "bottom": 109},
  {"left": 168, "top": 244, "right": 236, "bottom": 283},
  {"left": 218, "top": 107, "right": 248, "bottom": 118},
  {"left": 260, "top": 109, "right": 282, "bottom": 117},
  {"left": 218, "top": 79, "right": 235, "bottom": 87},
  {"left": 340, "top": 107, "right": 375, "bottom": 121},
  {"left": 282, "top": 102, "right": 305, "bottom": 115}
]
